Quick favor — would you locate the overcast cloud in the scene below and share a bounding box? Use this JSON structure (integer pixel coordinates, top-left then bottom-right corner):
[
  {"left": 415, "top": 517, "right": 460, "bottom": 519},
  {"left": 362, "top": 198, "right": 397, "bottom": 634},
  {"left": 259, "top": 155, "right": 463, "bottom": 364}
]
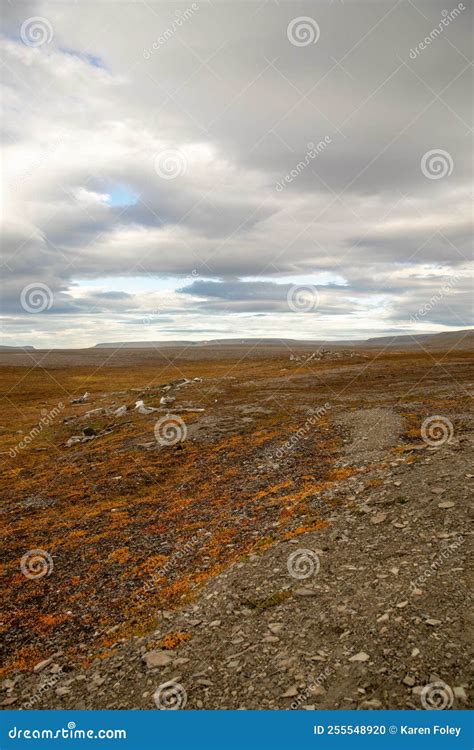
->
[{"left": 1, "top": 0, "right": 472, "bottom": 346}]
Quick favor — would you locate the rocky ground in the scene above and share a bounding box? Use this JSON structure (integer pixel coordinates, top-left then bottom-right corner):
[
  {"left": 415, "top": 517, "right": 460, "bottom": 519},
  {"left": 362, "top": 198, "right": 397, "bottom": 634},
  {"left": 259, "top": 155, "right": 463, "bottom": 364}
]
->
[{"left": 1, "top": 347, "right": 472, "bottom": 710}]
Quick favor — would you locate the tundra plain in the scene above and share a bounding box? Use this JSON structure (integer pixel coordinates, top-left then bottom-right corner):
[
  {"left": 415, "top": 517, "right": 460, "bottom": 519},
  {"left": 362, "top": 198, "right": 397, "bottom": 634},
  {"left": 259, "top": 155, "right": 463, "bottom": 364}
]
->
[{"left": 1, "top": 341, "right": 472, "bottom": 709}]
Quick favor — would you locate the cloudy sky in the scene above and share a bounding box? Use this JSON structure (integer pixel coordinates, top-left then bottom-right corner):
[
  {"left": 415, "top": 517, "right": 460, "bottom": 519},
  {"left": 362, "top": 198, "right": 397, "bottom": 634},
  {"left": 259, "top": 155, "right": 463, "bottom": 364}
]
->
[{"left": 1, "top": 0, "right": 472, "bottom": 347}]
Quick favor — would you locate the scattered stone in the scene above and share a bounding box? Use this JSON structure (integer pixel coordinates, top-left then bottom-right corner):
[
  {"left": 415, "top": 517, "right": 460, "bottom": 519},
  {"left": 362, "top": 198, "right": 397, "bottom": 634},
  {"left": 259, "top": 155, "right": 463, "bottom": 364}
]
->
[
  {"left": 83, "top": 408, "right": 103, "bottom": 418},
  {"left": 160, "top": 396, "right": 176, "bottom": 406},
  {"left": 294, "top": 588, "right": 318, "bottom": 597},
  {"left": 142, "top": 651, "right": 174, "bottom": 668},
  {"left": 349, "top": 652, "right": 370, "bottom": 662},
  {"left": 33, "top": 657, "right": 54, "bottom": 674},
  {"left": 135, "top": 400, "right": 158, "bottom": 415},
  {"left": 268, "top": 623, "right": 283, "bottom": 634},
  {"left": 66, "top": 436, "right": 83, "bottom": 447},
  {"left": 71, "top": 393, "right": 90, "bottom": 404},
  {"left": 56, "top": 686, "right": 71, "bottom": 696},
  {"left": 1, "top": 696, "right": 17, "bottom": 706},
  {"left": 453, "top": 686, "right": 467, "bottom": 702},
  {"left": 281, "top": 686, "right": 299, "bottom": 698},
  {"left": 371, "top": 512, "right": 387, "bottom": 525}
]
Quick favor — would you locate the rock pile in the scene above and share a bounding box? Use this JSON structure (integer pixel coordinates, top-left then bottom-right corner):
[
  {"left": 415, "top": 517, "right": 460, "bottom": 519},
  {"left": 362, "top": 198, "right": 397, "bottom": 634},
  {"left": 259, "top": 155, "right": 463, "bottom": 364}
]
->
[{"left": 289, "top": 349, "right": 368, "bottom": 363}]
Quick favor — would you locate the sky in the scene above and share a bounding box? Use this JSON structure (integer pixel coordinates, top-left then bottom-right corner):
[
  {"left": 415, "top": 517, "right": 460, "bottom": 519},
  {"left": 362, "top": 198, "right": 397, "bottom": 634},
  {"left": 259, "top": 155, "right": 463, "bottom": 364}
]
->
[{"left": 1, "top": 0, "right": 472, "bottom": 347}]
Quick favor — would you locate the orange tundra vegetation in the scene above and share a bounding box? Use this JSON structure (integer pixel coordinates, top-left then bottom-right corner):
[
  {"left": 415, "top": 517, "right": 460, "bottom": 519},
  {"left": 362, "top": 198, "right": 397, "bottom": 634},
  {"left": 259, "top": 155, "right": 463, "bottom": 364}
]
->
[{"left": 1, "top": 346, "right": 472, "bottom": 675}]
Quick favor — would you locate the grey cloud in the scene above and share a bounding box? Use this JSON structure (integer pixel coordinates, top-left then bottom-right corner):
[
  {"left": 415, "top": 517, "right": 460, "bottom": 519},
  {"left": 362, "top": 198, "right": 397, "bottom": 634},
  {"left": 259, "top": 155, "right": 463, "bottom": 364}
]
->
[{"left": 1, "top": 0, "right": 472, "bottom": 344}]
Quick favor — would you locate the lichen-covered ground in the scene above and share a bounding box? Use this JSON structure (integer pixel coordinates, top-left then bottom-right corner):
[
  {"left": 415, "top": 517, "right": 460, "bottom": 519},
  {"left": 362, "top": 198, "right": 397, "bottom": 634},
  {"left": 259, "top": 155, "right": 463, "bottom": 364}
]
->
[{"left": 1, "top": 344, "right": 472, "bottom": 708}]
